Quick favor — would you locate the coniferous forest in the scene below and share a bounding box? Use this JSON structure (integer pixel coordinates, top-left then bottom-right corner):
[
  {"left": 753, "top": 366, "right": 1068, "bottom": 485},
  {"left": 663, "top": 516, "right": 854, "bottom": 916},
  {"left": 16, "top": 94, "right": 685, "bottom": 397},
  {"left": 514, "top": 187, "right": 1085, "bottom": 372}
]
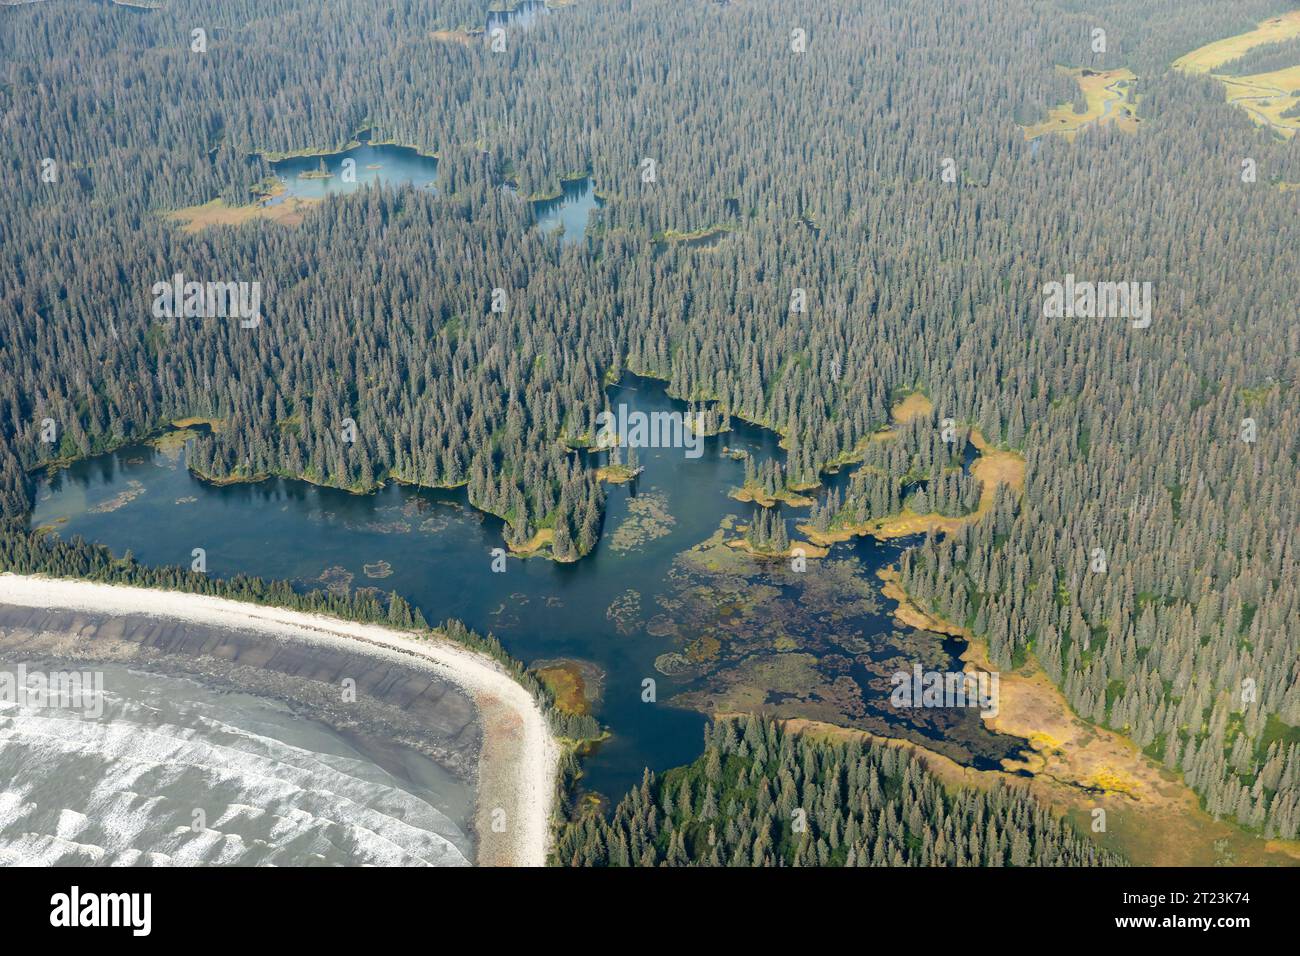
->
[
  {"left": 2, "top": 0, "right": 1299, "bottom": 865},
  {"left": 555, "top": 716, "right": 1124, "bottom": 866}
]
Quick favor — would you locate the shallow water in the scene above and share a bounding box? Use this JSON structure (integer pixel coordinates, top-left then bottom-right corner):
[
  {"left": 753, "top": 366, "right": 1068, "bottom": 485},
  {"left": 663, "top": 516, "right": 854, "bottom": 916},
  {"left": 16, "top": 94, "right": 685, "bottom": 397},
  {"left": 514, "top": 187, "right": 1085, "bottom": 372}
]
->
[{"left": 268, "top": 143, "right": 440, "bottom": 201}]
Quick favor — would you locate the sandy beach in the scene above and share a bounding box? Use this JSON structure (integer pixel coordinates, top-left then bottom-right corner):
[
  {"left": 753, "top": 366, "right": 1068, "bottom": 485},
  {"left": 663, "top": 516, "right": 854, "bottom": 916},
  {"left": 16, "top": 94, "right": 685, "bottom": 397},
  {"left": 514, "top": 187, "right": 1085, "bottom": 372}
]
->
[{"left": 0, "top": 573, "right": 559, "bottom": 867}]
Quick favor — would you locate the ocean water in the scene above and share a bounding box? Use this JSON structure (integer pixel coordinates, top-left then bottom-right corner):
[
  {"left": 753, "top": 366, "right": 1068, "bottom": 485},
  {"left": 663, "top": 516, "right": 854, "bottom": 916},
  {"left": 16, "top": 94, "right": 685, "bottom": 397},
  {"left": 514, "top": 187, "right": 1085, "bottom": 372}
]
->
[{"left": 0, "top": 660, "right": 474, "bottom": 866}]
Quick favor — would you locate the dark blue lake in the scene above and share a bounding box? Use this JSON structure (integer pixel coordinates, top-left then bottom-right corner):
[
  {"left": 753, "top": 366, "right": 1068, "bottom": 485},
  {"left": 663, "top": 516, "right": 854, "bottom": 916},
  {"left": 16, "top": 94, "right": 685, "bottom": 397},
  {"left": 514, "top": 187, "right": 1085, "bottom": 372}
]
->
[{"left": 32, "top": 377, "right": 1026, "bottom": 799}]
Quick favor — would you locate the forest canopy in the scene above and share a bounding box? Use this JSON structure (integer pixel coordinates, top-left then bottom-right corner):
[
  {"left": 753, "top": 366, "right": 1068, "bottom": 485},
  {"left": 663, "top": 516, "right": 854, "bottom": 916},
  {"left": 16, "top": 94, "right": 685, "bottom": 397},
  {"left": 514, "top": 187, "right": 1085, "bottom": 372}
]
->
[{"left": 2, "top": 0, "right": 1298, "bottom": 851}]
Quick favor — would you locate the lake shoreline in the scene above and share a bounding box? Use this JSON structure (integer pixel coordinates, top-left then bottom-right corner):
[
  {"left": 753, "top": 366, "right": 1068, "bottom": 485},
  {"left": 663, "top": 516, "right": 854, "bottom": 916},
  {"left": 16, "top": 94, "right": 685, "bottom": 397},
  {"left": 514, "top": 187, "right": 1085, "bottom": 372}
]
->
[
  {"left": 874, "top": 567, "right": 1300, "bottom": 866},
  {"left": 0, "top": 573, "right": 560, "bottom": 867},
  {"left": 27, "top": 374, "right": 1012, "bottom": 797},
  {"left": 27, "top": 369, "right": 854, "bottom": 565}
]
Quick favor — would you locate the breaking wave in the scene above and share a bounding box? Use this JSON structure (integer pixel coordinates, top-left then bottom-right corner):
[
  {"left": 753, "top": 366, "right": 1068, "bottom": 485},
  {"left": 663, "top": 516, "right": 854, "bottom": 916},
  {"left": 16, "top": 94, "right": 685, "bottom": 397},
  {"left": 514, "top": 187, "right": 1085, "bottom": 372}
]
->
[{"left": 0, "top": 663, "right": 474, "bottom": 866}]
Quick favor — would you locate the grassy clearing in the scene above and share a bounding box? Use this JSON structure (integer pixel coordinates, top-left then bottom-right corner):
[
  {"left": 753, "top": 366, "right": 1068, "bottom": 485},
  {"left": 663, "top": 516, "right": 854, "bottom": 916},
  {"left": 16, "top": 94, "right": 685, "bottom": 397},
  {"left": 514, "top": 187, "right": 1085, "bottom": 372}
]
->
[
  {"left": 728, "top": 484, "right": 815, "bottom": 508},
  {"left": 431, "top": 29, "right": 477, "bottom": 45},
  {"left": 652, "top": 225, "right": 732, "bottom": 250},
  {"left": 1022, "top": 68, "right": 1140, "bottom": 142},
  {"left": 1173, "top": 11, "right": 1300, "bottom": 73},
  {"left": 832, "top": 392, "right": 933, "bottom": 459},
  {"left": 1219, "top": 65, "right": 1300, "bottom": 138},
  {"left": 891, "top": 390, "right": 933, "bottom": 425},
  {"left": 535, "top": 663, "right": 590, "bottom": 715},
  {"left": 166, "top": 187, "right": 321, "bottom": 233},
  {"left": 171, "top": 416, "right": 224, "bottom": 430},
  {"left": 800, "top": 422, "right": 1025, "bottom": 546},
  {"left": 1174, "top": 13, "right": 1300, "bottom": 138},
  {"left": 149, "top": 428, "right": 199, "bottom": 456},
  {"left": 507, "top": 527, "right": 556, "bottom": 557},
  {"left": 969, "top": 427, "right": 1026, "bottom": 494},
  {"left": 595, "top": 464, "right": 641, "bottom": 484}
]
